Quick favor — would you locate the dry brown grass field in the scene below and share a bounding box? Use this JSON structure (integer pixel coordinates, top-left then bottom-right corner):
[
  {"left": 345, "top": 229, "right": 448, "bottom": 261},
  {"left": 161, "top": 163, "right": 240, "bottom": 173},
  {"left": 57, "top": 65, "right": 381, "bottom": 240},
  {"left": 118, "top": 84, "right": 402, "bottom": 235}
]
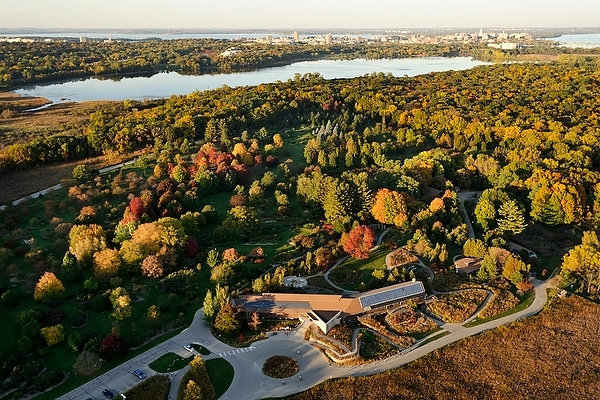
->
[
  {"left": 0, "top": 93, "right": 147, "bottom": 204},
  {"left": 0, "top": 92, "right": 110, "bottom": 148},
  {"left": 289, "top": 295, "right": 600, "bottom": 400}
]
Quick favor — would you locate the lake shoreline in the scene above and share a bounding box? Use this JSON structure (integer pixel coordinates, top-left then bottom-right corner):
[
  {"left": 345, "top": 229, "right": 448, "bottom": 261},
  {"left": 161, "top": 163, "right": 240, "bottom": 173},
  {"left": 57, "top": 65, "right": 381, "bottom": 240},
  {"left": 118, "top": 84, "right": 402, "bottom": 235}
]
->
[{"left": 10, "top": 56, "right": 489, "bottom": 104}]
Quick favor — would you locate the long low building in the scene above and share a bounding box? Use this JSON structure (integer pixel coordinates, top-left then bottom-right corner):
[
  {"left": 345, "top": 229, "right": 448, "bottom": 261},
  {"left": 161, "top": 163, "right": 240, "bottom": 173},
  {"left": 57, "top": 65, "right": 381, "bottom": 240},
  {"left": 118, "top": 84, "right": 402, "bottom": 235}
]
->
[{"left": 234, "top": 280, "right": 426, "bottom": 333}]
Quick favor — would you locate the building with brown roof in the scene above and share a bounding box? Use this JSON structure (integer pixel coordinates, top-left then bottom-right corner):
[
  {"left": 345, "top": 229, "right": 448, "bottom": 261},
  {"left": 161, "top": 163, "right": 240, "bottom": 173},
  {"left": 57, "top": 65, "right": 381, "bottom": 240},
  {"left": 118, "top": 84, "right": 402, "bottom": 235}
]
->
[
  {"left": 234, "top": 280, "right": 426, "bottom": 333},
  {"left": 454, "top": 257, "right": 482, "bottom": 275}
]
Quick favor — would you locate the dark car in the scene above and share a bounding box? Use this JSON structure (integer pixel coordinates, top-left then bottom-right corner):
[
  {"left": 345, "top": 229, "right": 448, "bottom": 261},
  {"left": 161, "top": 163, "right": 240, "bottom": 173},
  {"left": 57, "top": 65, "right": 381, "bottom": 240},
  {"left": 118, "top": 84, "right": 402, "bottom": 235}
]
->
[
  {"left": 102, "top": 388, "right": 115, "bottom": 398},
  {"left": 133, "top": 368, "right": 146, "bottom": 379}
]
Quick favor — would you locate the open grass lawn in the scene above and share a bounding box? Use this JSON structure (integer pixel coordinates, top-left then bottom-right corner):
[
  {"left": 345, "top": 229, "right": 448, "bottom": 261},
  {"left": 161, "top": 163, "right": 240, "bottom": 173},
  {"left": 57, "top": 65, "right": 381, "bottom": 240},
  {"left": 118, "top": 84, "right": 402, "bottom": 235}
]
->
[
  {"left": 191, "top": 344, "right": 211, "bottom": 355},
  {"left": 149, "top": 352, "right": 191, "bottom": 373},
  {"left": 206, "top": 358, "right": 234, "bottom": 397},
  {"left": 330, "top": 247, "right": 389, "bottom": 290}
]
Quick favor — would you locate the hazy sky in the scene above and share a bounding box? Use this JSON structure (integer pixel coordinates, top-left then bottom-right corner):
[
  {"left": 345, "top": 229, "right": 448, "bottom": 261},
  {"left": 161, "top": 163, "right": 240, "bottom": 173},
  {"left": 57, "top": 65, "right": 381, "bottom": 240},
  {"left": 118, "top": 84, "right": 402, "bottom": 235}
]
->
[{"left": 1, "top": 0, "right": 599, "bottom": 30}]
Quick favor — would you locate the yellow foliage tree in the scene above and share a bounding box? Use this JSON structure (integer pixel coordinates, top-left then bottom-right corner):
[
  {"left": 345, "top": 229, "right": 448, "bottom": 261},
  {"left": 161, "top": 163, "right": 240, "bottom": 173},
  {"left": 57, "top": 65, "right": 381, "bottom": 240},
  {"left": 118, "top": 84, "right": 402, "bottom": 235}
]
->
[
  {"left": 371, "top": 188, "right": 408, "bottom": 229},
  {"left": 93, "top": 248, "right": 121, "bottom": 282},
  {"left": 41, "top": 324, "right": 65, "bottom": 346},
  {"left": 68, "top": 224, "right": 107, "bottom": 267},
  {"left": 34, "top": 271, "right": 65, "bottom": 305}
]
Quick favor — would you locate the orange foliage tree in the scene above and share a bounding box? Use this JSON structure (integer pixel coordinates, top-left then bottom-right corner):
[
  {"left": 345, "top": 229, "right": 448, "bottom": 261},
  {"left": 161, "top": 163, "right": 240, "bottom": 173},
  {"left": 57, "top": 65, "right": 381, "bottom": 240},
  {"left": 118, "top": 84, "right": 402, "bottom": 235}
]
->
[
  {"left": 342, "top": 225, "right": 375, "bottom": 259},
  {"left": 371, "top": 188, "right": 408, "bottom": 229}
]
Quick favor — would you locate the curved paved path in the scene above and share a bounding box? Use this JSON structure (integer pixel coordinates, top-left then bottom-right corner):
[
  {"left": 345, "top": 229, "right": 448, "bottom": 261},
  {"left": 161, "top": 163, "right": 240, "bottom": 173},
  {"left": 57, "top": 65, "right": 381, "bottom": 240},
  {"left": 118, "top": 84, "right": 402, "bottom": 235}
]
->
[{"left": 57, "top": 276, "right": 547, "bottom": 400}]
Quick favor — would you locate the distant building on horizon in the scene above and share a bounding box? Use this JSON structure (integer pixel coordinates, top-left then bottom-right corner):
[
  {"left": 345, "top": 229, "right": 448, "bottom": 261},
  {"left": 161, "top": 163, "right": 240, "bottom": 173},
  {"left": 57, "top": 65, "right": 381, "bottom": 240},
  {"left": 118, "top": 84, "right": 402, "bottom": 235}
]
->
[{"left": 293, "top": 30, "right": 299, "bottom": 41}]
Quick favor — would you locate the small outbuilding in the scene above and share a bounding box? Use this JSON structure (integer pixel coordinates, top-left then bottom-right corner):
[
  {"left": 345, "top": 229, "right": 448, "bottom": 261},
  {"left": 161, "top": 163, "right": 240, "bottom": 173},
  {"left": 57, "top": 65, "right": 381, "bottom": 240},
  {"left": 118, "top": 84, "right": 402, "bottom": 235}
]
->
[{"left": 454, "top": 257, "right": 482, "bottom": 275}]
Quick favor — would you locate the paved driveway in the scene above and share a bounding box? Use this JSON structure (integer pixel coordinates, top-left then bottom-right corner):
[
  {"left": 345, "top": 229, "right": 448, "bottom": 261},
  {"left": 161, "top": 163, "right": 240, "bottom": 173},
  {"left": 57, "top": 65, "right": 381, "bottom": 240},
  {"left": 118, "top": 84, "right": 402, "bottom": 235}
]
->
[{"left": 59, "top": 278, "right": 548, "bottom": 400}]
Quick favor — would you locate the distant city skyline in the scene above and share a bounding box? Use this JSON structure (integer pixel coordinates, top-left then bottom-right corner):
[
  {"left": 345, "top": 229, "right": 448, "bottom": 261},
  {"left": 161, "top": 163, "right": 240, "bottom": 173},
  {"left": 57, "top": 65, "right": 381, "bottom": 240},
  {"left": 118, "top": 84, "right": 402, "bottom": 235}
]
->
[{"left": 1, "top": 0, "right": 599, "bottom": 30}]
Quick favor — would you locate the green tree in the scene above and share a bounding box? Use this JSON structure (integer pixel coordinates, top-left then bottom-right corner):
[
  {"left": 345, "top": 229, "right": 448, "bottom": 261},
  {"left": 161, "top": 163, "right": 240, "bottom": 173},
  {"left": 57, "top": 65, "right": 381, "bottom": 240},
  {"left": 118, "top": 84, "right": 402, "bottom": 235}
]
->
[
  {"left": 72, "top": 164, "right": 92, "bottom": 181},
  {"left": 222, "top": 206, "right": 260, "bottom": 236},
  {"left": 61, "top": 251, "right": 82, "bottom": 282},
  {"left": 477, "top": 254, "right": 499, "bottom": 282},
  {"left": 213, "top": 303, "right": 240, "bottom": 337},
  {"left": 497, "top": 200, "right": 527, "bottom": 236},
  {"left": 322, "top": 179, "right": 358, "bottom": 232}
]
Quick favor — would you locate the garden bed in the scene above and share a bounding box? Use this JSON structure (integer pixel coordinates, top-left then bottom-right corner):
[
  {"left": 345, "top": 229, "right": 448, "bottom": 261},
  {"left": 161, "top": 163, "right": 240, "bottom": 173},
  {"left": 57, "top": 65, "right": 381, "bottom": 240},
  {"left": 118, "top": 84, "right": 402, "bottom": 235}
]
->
[
  {"left": 262, "top": 356, "right": 299, "bottom": 378},
  {"left": 426, "top": 289, "right": 488, "bottom": 323}
]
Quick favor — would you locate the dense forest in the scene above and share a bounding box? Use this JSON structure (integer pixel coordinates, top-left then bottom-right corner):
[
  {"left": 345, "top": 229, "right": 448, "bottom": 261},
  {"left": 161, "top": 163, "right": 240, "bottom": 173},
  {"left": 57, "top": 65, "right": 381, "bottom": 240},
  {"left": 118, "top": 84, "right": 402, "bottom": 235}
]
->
[
  {"left": 0, "top": 40, "right": 465, "bottom": 89},
  {"left": 1, "top": 38, "right": 599, "bottom": 90},
  {"left": 3, "top": 59, "right": 600, "bottom": 230}
]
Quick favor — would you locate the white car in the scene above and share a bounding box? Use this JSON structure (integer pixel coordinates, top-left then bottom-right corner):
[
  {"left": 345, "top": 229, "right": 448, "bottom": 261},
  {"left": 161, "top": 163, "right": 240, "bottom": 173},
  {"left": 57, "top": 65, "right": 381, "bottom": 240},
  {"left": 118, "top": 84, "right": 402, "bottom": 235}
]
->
[{"left": 184, "top": 344, "right": 194, "bottom": 352}]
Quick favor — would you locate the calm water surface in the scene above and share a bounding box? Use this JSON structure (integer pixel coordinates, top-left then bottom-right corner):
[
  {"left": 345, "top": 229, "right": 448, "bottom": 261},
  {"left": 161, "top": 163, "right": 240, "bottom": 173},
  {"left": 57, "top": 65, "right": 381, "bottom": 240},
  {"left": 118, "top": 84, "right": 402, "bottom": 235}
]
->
[
  {"left": 551, "top": 33, "right": 600, "bottom": 48},
  {"left": 13, "top": 57, "right": 489, "bottom": 104}
]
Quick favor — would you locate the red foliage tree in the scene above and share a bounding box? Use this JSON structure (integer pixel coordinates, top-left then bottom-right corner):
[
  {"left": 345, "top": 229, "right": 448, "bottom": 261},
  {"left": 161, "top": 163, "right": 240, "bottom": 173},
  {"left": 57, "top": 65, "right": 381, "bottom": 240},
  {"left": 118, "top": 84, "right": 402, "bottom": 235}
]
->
[
  {"left": 265, "top": 155, "right": 280, "bottom": 168},
  {"left": 129, "top": 197, "right": 146, "bottom": 220},
  {"left": 342, "top": 225, "right": 376, "bottom": 259},
  {"left": 231, "top": 163, "right": 249, "bottom": 183},
  {"left": 99, "top": 334, "right": 128, "bottom": 360},
  {"left": 216, "top": 152, "right": 234, "bottom": 166},
  {"left": 184, "top": 237, "right": 199, "bottom": 258}
]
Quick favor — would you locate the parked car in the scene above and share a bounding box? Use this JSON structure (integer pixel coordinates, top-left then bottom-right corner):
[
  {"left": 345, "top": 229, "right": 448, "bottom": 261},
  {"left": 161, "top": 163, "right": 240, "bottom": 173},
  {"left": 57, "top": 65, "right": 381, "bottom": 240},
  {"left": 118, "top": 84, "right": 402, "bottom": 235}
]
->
[
  {"left": 102, "top": 388, "right": 115, "bottom": 398},
  {"left": 528, "top": 251, "right": 538, "bottom": 258},
  {"left": 184, "top": 344, "right": 194, "bottom": 352},
  {"left": 133, "top": 368, "right": 146, "bottom": 379}
]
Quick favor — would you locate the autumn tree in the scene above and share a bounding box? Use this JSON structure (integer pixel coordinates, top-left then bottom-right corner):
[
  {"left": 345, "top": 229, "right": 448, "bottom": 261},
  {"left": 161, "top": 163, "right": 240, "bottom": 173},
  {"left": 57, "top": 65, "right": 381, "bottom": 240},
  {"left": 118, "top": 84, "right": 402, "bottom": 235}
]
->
[
  {"left": 314, "top": 247, "right": 335, "bottom": 270},
  {"left": 342, "top": 225, "right": 376, "bottom": 259},
  {"left": 214, "top": 303, "right": 241, "bottom": 337},
  {"left": 222, "top": 248, "right": 241, "bottom": 263},
  {"left": 40, "top": 324, "right": 65, "bottom": 346},
  {"left": 248, "top": 311, "right": 261, "bottom": 331},
  {"left": 128, "top": 197, "right": 146, "bottom": 221},
  {"left": 73, "top": 351, "right": 103, "bottom": 375},
  {"left": 99, "top": 333, "right": 128, "bottom": 360},
  {"left": 561, "top": 231, "right": 600, "bottom": 294},
  {"left": 502, "top": 255, "right": 529, "bottom": 284},
  {"left": 69, "top": 224, "right": 107, "bottom": 267},
  {"left": 34, "top": 272, "right": 65, "bottom": 306},
  {"left": 206, "top": 249, "right": 220, "bottom": 268},
  {"left": 183, "top": 380, "right": 203, "bottom": 400},
  {"left": 497, "top": 199, "right": 527, "bottom": 236},
  {"left": 463, "top": 238, "right": 488, "bottom": 258},
  {"left": 93, "top": 248, "right": 121, "bottom": 282},
  {"left": 210, "top": 263, "right": 235, "bottom": 285},
  {"left": 371, "top": 188, "right": 408, "bottom": 229},
  {"left": 141, "top": 255, "right": 164, "bottom": 278},
  {"left": 110, "top": 287, "right": 131, "bottom": 322}
]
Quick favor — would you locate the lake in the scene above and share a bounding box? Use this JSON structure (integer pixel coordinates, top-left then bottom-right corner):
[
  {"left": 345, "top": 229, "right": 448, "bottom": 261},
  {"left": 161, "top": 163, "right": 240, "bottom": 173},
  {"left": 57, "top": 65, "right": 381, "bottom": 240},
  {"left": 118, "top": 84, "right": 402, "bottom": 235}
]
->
[
  {"left": 13, "top": 57, "right": 489, "bottom": 104},
  {"left": 550, "top": 33, "right": 600, "bottom": 48}
]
